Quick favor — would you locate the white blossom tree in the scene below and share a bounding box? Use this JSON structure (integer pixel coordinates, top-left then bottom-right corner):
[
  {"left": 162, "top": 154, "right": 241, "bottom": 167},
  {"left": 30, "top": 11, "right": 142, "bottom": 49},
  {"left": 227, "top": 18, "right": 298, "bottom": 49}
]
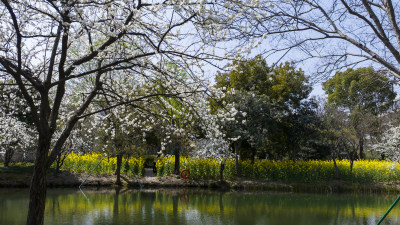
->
[
  {"left": 0, "top": 83, "right": 36, "bottom": 166},
  {"left": 0, "top": 115, "right": 36, "bottom": 166},
  {"left": 373, "top": 126, "right": 400, "bottom": 162},
  {"left": 0, "top": 1, "right": 268, "bottom": 224},
  {"left": 193, "top": 137, "right": 231, "bottom": 181},
  {"left": 212, "top": 89, "right": 284, "bottom": 174}
]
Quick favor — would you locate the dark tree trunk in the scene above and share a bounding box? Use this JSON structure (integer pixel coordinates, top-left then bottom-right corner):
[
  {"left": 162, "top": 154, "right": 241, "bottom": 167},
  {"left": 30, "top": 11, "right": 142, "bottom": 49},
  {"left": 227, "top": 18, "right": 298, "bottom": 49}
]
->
[
  {"left": 251, "top": 149, "right": 255, "bottom": 164},
  {"left": 115, "top": 154, "right": 123, "bottom": 186},
  {"left": 350, "top": 158, "right": 354, "bottom": 173},
  {"left": 332, "top": 157, "right": 339, "bottom": 179},
  {"left": 358, "top": 137, "right": 364, "bottom": 159},
  {"left": 174, "top": 146, "right": 180, "bottom": 175},
  {"left": 4, "top": 148, "right": 14, "bottom": 167},
  {"left": 234, "top": 142, "right": 241, "bottom": 177},
  {"left": 54, "top": 157, "right": 61, "bottom": 176},
  {"left": 349, "top": 146, "right": 357, "bottom": 173},
  {"left": 220, "top": 161, "right": 225, "bottom": 182},
  {"left": 26, "top": 140, "right": 50, "bottom": 225},
  {"left": 54, "top": 152, "right": 66, "bottom": 176},
  {"left": 349, "top": 151, "right": 355, "bottom": 173}
]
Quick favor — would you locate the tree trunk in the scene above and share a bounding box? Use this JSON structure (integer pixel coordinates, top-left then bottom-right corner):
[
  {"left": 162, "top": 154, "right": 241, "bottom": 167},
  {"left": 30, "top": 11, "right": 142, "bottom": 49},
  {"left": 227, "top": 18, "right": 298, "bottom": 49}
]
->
[
  {"left": 234, "top": 142, "right": 241, "bottom": 177},
  {"left": 220, "top": 161, "right": 225, "bottom": 182},
  {"left": 381, "top": 153, "right": 385, "bottom": 160},
  {"left": 332, "top": 157, "right": 339, "bottom": 179},
  {"left": 350, "top": 158, "right": 354, "bottom": 173},
  {"left": 115, "top": 154, "right": 123, "bottom": 186},
  {"left": 358, "top": 137, "right": 364, "bottom": 159},
  {"left": 251, "top": 149, "right": 255, "bottom": 164},
  {"left": 54, "top": 153, "right": 63, "bottom": 176},
  {"left": 4, "top": 148, "right": 14, "bottom": 167},
  {"left": 350, "top": 145, "right": 357, "bottom": 173},
  {"left": 26, "top": 141, "right": 50, "bottom": 225},
  {"left": 174, "top": 146, "right": 180, "bottom": 175}
]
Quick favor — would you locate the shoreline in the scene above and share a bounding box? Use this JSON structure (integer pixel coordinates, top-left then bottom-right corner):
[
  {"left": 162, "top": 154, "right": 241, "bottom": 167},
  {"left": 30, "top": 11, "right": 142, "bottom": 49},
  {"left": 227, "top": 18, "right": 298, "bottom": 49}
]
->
[{"left": 2, "top": 170, "right": 400, "bottom": 194}]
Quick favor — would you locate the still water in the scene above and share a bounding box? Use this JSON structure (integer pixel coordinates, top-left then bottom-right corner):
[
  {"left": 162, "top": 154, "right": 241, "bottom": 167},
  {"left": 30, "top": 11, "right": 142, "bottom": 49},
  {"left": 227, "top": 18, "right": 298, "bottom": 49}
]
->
[{"left": 0, "top": 188, "right": 400, "bottom": 225}]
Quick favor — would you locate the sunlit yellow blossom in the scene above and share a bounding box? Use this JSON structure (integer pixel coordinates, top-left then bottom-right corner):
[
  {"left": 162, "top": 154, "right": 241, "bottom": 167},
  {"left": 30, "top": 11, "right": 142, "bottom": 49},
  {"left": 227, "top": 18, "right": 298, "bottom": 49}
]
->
[{"left": 55, "top": 154, "right": 400, "bottom": 182}]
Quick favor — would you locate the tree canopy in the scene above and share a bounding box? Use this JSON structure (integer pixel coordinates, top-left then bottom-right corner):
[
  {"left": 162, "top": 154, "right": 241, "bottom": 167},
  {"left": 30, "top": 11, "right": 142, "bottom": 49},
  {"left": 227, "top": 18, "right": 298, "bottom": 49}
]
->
[
  {"left": 215, "top": 56, "right": 311, "bottom": 109},
  {"left": 214, "top": 56, "right": 320, "bottom": 160},
  {"left": 323, "top": 67, "right": 396, "bottom": 115}
]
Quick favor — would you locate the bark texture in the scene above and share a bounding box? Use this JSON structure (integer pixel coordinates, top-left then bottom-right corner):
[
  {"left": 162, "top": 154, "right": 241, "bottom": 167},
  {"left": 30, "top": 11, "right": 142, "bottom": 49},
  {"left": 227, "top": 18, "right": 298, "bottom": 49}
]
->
[
  {"left": 26, "top": 141, "right": 49, "bottom": 225},
  {"left": 115, "top": 154, "right": 123, "bottom": 186},
  {"left": 4, "top": 148, "right": 14, "bottom": 167},
  {"left": 174, "top": 147, "right": 180, "bottom": 175}
]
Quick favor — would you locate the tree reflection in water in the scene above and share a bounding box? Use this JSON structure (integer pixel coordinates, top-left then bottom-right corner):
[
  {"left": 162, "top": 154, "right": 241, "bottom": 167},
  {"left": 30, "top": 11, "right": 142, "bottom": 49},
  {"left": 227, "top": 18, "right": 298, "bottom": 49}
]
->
[{"left": 0, "top": 188, "right": 399, "bottom": 225}]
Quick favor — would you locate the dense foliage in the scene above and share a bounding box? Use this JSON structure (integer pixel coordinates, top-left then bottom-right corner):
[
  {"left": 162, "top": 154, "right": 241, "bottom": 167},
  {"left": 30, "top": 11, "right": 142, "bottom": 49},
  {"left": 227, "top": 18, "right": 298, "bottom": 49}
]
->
[
  {"left": 215, "top": 56, "right": 311, "bottom": 109},
  {"left": 213, "top": 56, "right": 324, "bottom": 160},
  {"left": 323, "top": 67, "right": 395, "bottom": 115}
]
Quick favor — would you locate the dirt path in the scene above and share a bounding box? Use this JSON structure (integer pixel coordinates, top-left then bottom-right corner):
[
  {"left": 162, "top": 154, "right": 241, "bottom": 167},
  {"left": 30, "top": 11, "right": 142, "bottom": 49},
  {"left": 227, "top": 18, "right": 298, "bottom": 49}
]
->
[{"left": 144, "top": 168, "right": 156, "bottom": 177}]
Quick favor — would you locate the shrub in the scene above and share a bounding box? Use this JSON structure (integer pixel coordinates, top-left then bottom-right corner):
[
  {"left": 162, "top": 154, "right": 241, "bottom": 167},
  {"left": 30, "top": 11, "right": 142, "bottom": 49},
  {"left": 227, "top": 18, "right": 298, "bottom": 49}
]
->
[{"left": 55, "top": 153, "right": 145, "bottom": 177}]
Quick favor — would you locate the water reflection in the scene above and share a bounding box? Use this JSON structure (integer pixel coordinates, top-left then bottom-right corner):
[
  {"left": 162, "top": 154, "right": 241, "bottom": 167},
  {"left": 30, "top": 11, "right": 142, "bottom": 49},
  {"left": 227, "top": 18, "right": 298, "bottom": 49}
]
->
[{"left": 0, "top": 188, "right": 400, "bottom": 225}]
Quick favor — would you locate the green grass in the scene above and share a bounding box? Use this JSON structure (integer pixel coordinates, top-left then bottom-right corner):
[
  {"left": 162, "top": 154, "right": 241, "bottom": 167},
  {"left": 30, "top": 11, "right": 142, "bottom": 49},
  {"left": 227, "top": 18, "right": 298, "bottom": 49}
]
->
[
  {"left": 0, "top": 162, "right": 61, "bottom": 178},
  {"left": 0, "top": 163, "right": 34, "bottom": 174}
]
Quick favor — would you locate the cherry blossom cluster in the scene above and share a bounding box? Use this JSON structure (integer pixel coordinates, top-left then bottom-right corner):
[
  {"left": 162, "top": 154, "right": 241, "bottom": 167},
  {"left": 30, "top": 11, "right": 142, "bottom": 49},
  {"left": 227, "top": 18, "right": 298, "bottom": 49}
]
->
[
  {"left": 0, "top": 0, "right": 274, "bottom": 164},
  {"left": 0, "top": 115, "right": 35, "bottom": 152},
  {"left": 372, "top": 126, "right": 400, "bottom": 162}
]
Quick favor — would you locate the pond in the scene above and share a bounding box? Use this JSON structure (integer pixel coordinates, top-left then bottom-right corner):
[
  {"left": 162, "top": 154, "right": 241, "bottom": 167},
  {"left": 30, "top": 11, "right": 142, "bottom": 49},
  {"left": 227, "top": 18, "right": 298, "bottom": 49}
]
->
[{"left": 0, "top": 188, "right": 399, "bottom": 225}]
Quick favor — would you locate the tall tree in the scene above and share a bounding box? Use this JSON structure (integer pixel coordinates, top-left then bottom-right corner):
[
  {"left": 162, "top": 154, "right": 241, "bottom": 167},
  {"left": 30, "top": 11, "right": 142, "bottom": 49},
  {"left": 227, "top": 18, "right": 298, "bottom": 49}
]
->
[
  {"left": 216, "top": 90, "right": 282, "bottom": 172},
  {"left": 151, "top": 64, "right": 199, "bottom": 175},
  {"left": 323, "top": 67, "right": 396, "bottom": 158},
  {"left": 320, "top": 104, "right": 359, "bottom": 177},
  {"left": 215, "top": 56, "right": 313, "bottom": 159}
]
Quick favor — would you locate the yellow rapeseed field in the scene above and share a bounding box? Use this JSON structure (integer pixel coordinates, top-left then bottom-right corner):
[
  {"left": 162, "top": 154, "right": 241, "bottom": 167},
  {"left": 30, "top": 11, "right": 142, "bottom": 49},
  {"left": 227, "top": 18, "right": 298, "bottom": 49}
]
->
[
  {"left": 58, "top": 153, "right": 145, "bottom": 176},
  {"left": 57, "top": 153, "right": 400, "bottom": 182}
]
